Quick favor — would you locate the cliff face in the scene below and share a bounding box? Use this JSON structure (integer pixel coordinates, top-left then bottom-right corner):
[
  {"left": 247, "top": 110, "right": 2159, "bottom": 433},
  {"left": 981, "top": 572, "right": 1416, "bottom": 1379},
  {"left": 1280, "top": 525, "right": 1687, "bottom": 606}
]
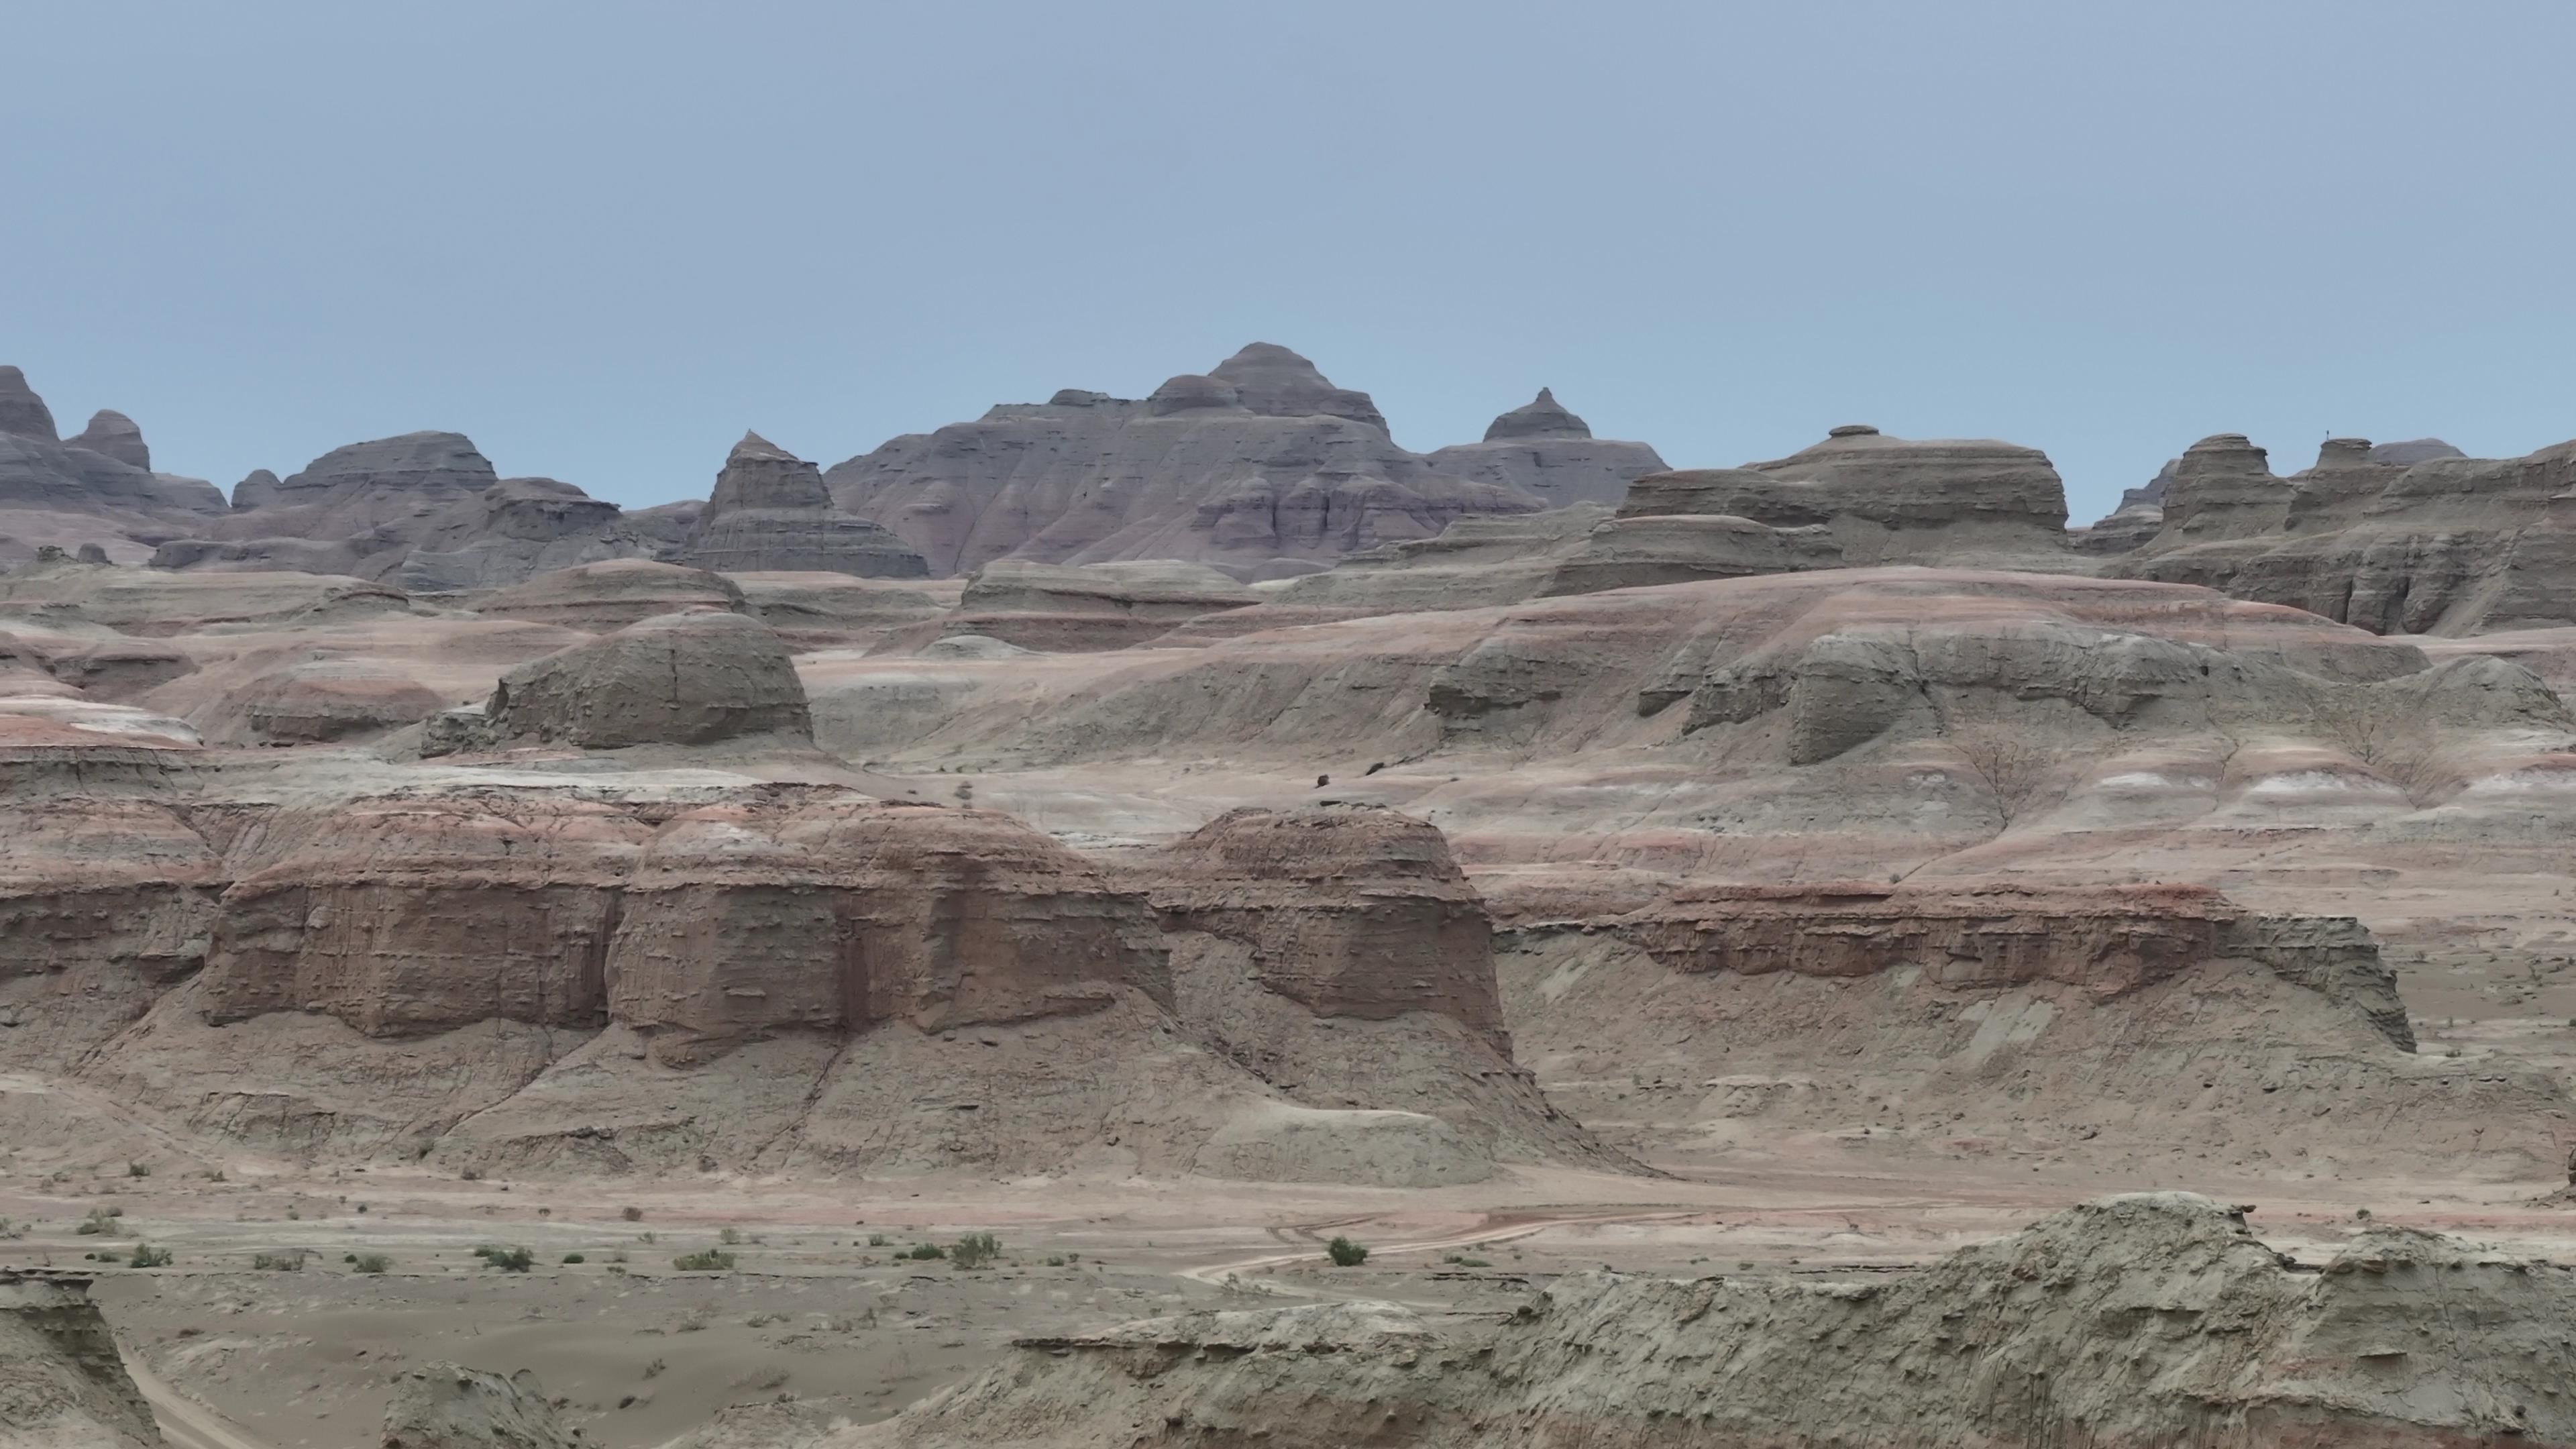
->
[
  {"left": 1615, "top": 881, "right": 2411, "bottom": 1050},
  {"left": 1148, "top": 806, "right": 1509, "bottom": 1047},
  {"left": 605, "top": 798, "right": 1171, "bottom": 1065}
]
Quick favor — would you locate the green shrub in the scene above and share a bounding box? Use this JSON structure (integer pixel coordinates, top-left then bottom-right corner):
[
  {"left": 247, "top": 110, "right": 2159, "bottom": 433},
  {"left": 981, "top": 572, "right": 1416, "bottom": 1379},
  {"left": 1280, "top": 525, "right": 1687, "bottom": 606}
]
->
[
  {"left": 951, "top": 1232, "right": 1001, "bottom": 1269},
  {"left": 866, "top": 1233, "right": 889, "bottom": 1247},
  {"left": 352, "top": 1253, "right": 390, "bottom": 1274},
  {"left": 251, "top": 1251, "right": 305, "bottom": 1271},
  {"left": 562, "top": 1252, "right": 586, "bottom": 1265},
  {"left": 672, "top": 1248, "right": 736, "bottom": 1273},
  {"left": 622, "top": 1206, "right": 643, "bottom": 1222},
  {"left": 127, "top": 1162, "right": 151, "bottom": 1179},
  {"left": 1326, "top": 1236, "right": 1368, "bottom": 1267},
  {"left": 474, "top": 1245, "right": 535, "bottom": 1273},
  {"left": 129, "top": 1244, "right": 172, "bottom": 1269},
  {"left": 905, "top": 1242, "right": 945, "bottom": 1260},
  {"left": 718, "top": 1227, "right": 742, "bottom": 1245}
]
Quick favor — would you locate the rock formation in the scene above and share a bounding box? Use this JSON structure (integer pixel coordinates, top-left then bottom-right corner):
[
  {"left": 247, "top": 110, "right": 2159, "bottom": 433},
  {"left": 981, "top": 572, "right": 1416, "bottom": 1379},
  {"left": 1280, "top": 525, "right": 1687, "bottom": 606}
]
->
[
  {"left": 66, "top": 410, "right": 149, "bottom": 471},
  {"left": 683, "top": 431, "right": 928, "bottom": 578},
  {"left": 847, "top": 1195, "right": 2576, "bottom": 1449},
  {"left": 382, "top": 1363, "right": 574, "bottom": 1449},
  {"left": 148, "top": 429, "right": 678, "bottom": 586},
  {"left": 425, "top": 609, "right": 812, "bottom": 753},
  {"left": 898, "top": 557, "right": 1259, "bottom": 651},
  {"left": 822, "top": 343, "right": 1546, "bottom": 578},
  {"left": 2114, "top": 433, "right": 2576, "bottom": 633},
  {"left": 0, "top": 1271, "right": 162, "bottom": 1449},
  {"left": 471, "top": 558, "right": 749, "bottom": 633},
  {"left": 0, "top": 369, "right": 227, "bottom": 565},
  {"left": 1421, "top": 387, "right": 1670, "bottom": 507},
  {"left": 0, "top": 368, "right": 58, "bottom": 442}
]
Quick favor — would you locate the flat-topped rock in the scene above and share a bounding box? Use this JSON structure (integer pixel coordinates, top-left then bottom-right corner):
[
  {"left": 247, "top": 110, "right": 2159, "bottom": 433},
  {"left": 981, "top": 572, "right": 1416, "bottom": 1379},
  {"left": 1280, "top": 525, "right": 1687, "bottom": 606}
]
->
[{"left": 466, "top": 609, "right": 812, "bottom": 751}]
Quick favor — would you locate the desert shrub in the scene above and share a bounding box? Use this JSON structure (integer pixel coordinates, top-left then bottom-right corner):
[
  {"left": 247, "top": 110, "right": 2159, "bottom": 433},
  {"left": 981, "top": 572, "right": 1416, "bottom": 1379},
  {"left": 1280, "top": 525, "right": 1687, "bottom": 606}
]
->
[
  {"left": 1326, "top": 1236, "right": 1368, "bottom": 1267},
  {"left": 1044, "top": 1254, "right": 1066, "bottom": 1267},
  {"left": 562, "top": 1252, "right": 586, "bottom": 1264},
  {"left": 129, "top": 1244, "right": 173, "bottom": 1268},
  {"left": 474, "top": 1245, "right": 535, "bottom": 1273},
  {"left": 672, "top": 1248, "right": 737, "bottom": 1273},
  {"left": 251, "top": 1251, "right": 305, "bottom": 1271},
  {"left": 905, "top": 1243, "right": 945, "bottom": 1260},
  {"left": 866, "top": 1233, "right": 889, "bottom": 1247},
  {"left": 74, "top": 1209, "right": 111, "bottom": 1236},
  {"left": 460, "top": 1167, "right": 482, "bottom": 1181},
  {"left": 352, "top": 1253, "right": 391, "bottom": 1274},
  {"left": 950, "top": 1232, "right": 1001, "bottom": 1269},
  {"left": 718, "top": 1226, "right": 742, "bottom": 1245},
  {"left": 127, "top": 1162, "right": 150, "bottom": 1178},
  {"left": 622, "top": 1206, "right": 643, "bottom": 1222}
]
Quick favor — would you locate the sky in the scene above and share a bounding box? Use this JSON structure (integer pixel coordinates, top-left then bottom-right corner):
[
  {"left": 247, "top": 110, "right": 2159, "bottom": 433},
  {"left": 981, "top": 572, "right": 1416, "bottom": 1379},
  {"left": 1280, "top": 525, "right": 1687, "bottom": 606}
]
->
[{"left": 5, "top": 1, "right": 2573, "bottom": 523}]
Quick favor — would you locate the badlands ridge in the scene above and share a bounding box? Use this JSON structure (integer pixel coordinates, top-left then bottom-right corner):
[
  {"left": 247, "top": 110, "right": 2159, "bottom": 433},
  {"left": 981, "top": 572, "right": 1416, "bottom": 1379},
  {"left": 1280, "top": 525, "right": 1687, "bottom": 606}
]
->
[{"left": 5, "top": 350, "right": 2576, "bottom": 1447}]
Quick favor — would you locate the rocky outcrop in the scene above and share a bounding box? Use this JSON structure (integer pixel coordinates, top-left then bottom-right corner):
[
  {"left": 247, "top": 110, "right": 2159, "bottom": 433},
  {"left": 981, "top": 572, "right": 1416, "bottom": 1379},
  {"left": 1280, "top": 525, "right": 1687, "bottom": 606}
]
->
[
  {"left": 0, "top": 371, "right": 227, "bottom": 565},
  {"left": 683, "top": 432, "right": 928, "bottom": 578},
  {"left": 1149, "top": 806, "right": 1507, "bottom": 1046},
  {"left": 853, "top": 1195, "right": 2576, "bottom": 1449},
  {"left": 1421, "top": 388, "right": 1670, "bottom": 508},
  {"left": 0, "top": 368, "right": 58, "bottom": 441},
  {"left": 2117, "top": 434, "right": 2576, "bottom": 633},
  {"left": 1617, "top": 881, "right": 2410, "bottom": 1049},
  {"left": 66, "top": 411, "right": 149, "bottom": 471},
  {"left": 605, "top": 797, "right": 1171, "bottom": 1065},
  {"left": 382, "top": 1363, "right": 574, "bottom": 1449},
  {"left": 427, "top": 609, "right": 811, "bottom": 753},
  {"left": 1622, "top": 426, "right": 2073, "bottom": 566},
  {"left": 471, "top": 558, "right": 747, "bottom": 633},
  {"left": 900, "top": 558, "right": 1258, "bottom": 651},
  {"left": 822, "top": 343, "right": 1545, "bottom": 578},
  {"left": 152, "top": 431, "right": 674, "bottom": 586},
  {"left": 0, "top": 1271, "right": 162, "bottom": 1449}
]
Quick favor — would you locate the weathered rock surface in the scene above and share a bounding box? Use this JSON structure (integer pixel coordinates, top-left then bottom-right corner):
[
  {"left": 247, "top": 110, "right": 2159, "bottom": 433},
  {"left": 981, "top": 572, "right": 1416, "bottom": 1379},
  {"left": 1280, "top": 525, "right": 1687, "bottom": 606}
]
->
[
  {"left": 472, "top": 558, "right": 747, "bottom": 633},
  {"left": 66, "top": 410, "right": 149, "bottom": 471},
  {"left": 822, "top": 343, "right": 1545, "bottom": 578},
  {"left": 381, "top": 1362, "right": 574, "bottom": 1449},
  {"left": 896, "top": 558, "right": 1258, "bottom": 651},
  {"left": 2115, "top": 434, "right": 2576, "bottom": 633},
  {"left": 1624, "top": 425, "right": 2074, "bottom": 566},
  {"left": 0, "top": 367, "right": 58, "bottom": 442},
  {"left": 0, "top": 1271, "right": 162, "bottom": 1449},
  {"left": 150, "top": 430, "right": 676, "bottom": 586},
  {"left": 849, "top": 1195, "right": 2576, "bottom": 1449},
  {"left": 684, "top": 432, "right": 928, "bottom": 578},
  {"left": 1150, "top": 806, "right": 1508, "bottom": 1045},
  {"left": 1421, "top": 388, "right": 1669, "bottom": 508},
  {"left": 430, "top": 609, "right": 812, "bottom": 752}
]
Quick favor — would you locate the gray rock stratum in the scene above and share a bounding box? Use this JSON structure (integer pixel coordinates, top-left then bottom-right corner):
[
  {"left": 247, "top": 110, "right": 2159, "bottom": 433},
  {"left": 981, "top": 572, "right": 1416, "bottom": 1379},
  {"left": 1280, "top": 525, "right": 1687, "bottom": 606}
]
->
[
  {"left": 821, "top": 343, "right": 1557, "bottom": 579},
  {"left": 0, "top": 368, "right": 227, "bottom": 565}
]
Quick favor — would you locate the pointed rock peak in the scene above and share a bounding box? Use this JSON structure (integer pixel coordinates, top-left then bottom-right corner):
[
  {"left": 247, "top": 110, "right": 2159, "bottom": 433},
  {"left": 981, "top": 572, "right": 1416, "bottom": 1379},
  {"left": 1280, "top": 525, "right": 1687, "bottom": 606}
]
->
[
  {"left": 731, "top": 430, "right": 797, "bottom": 462},
  {"left": 1483, "top": 388, "right": 1593, "bottom": 442},
  {"left": 1203, "top": 341, "right": 1388, "bottom": 432},
  {"left": 70, "top": 409, "right": 150, "bottom": 470},
  {"left": 0, "top": 365, "right": 58, "bottom": 442}
]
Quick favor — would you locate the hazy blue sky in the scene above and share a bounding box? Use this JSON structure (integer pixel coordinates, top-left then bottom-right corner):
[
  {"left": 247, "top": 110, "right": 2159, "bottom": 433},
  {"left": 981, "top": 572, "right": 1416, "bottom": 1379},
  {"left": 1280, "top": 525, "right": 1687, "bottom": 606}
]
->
[{"left": 7, "top": 1, "right": 2572, "bottom": 521}]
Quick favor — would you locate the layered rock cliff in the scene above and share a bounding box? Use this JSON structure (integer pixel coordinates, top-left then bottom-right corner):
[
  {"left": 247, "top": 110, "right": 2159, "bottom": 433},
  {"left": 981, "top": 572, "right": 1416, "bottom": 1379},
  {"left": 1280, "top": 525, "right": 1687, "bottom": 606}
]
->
[{"left": 682, "top": 432, "right": 927, "bottom": 578}]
